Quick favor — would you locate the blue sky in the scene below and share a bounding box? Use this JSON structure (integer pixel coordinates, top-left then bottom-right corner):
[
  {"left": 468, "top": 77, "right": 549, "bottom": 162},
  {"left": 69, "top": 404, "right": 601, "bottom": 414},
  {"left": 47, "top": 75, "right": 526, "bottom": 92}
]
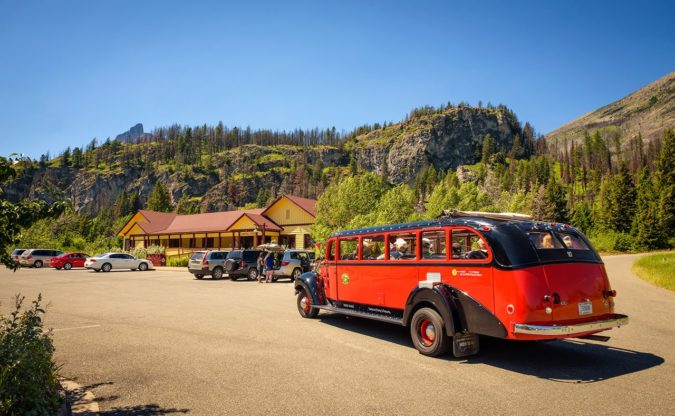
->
[{"left": 1, "top": 0, "right": 673, "bottom": 159}]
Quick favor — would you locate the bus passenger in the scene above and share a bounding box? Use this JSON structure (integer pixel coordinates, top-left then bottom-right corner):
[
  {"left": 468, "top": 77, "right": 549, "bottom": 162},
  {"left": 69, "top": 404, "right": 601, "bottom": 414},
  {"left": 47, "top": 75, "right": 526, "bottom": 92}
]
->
[
  {"left": 422, "top": 238, "right": 433, "bottom": 259},
  {"left": 390, "top": 238, "right": 407, "bottom": 259}
]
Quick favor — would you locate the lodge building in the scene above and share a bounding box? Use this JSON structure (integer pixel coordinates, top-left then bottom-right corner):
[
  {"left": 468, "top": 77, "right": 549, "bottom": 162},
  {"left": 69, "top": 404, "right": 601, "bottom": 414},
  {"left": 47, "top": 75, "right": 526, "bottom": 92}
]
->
[{"left": 118, "top": 195, "right": 317, "bottom": 256}]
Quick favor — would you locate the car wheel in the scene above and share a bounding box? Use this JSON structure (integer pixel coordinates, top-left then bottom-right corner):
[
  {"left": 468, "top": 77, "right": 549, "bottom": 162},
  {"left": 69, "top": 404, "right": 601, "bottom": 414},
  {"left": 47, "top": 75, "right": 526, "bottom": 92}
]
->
[
  {"left": 63, "top": 262, "right": 72, "bottom": 270},
  {"left": 297, "top": 289, "right": 319, "bottom": 318},
  {"left": 292, "top": 268, "right": 302, "bottom": 282},
  {"left": 212, "top": 267, "right": 223, "bottom": 280},
  {"left": 34, "top": 260, "right": 43, "bottom": 268},
  {"left": 102, "top": 263, "right": 112, "bottom": 273},
  {"left": 195, "top": 274, "right": 204, "bottom": 280},
  {"left": 247, "top": 268, "right": 258, "bottom": 281},
  {"left": 410, "top": 307, "right": 450, "bottom": 357},
  {"left": 139, "top": 262, "right": 148, "bottom": 271}
]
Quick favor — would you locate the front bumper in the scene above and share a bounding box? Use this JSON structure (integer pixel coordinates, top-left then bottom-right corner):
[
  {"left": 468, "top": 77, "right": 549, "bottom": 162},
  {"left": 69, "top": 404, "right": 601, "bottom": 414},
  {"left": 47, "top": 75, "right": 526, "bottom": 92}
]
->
[{"left": 513, "top": 314, "right": 629, "bottom": 336}]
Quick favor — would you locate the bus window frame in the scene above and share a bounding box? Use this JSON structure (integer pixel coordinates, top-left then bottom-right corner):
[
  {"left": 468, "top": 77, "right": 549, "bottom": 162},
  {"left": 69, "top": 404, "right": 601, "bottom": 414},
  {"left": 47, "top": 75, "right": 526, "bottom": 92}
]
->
[
  {"left": 359, "top": 233, "right": 386, "bottom": 261},
  {"left": 337, "top": 236, "right": 360, "bottom": 262},
  {"left": 449, "top": 226, "right": 493, "bottom": 263},
  {"left": 417, "top": 228, "right": 449, "bottom": 262},
  {"left": 384, "top": 231, "right": 419, "bottom": 261}
]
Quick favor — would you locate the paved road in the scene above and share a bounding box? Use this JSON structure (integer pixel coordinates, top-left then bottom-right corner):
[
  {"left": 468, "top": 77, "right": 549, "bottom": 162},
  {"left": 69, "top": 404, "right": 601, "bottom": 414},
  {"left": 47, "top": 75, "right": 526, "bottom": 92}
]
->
[{"left": 1, "top": 254, "right": 673, "bottom": 415}]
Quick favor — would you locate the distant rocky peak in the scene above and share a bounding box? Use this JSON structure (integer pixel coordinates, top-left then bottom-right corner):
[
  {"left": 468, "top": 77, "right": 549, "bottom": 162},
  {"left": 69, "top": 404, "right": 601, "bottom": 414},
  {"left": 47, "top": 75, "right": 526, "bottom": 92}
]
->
[{"left": 115, "top": 123, "right": 149, "bottom": 143}]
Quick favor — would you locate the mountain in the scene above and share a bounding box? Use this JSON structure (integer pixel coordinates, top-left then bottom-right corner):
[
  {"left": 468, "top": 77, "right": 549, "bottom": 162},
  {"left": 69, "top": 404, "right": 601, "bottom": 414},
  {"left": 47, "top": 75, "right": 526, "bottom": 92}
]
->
[
  {"left": 1, "top": 105, "right": 525, "bottom": 215},
  {"left": 546, "top": 71, "right": 675, "bottom": 146},
  {"left": 115, "top": 123, "right": 151, "bottom": 143}
]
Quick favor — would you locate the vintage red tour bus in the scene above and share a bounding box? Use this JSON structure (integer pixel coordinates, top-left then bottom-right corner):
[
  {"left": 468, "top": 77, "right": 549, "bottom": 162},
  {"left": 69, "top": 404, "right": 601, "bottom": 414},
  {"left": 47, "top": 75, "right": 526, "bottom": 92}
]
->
[{"left": 294, "top": 210, "right": 629, "bottom": 357}]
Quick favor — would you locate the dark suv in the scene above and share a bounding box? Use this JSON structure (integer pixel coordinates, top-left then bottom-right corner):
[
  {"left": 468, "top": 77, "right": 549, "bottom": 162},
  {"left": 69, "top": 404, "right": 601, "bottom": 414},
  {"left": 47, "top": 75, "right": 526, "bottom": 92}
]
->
[
  {"left": 224, "top": 250, "right": 263, "bottom": 281},
  {"left": 188, "top": 250, "right": 230, "bottom": 279}
]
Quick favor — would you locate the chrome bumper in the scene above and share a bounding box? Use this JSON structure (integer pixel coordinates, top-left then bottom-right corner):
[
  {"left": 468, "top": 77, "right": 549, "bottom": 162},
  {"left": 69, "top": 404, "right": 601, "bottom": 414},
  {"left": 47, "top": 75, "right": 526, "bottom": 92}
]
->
[{"left": 513, "top": 314, "right": 629, "bottom": 336}]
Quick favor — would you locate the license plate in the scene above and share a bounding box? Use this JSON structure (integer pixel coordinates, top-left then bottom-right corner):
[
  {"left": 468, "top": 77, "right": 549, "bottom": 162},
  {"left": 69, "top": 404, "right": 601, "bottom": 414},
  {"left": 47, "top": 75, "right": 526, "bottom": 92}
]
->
[{"left": 578, "top": 301, "right": 593, "bottom": 315}]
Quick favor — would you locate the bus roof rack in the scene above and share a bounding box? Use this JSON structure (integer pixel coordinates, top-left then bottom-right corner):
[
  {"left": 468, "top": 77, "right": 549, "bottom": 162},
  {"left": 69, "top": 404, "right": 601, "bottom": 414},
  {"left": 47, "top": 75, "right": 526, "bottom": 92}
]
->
[{"left": 439, "top": 209, "right": 533, "bottom": 221}]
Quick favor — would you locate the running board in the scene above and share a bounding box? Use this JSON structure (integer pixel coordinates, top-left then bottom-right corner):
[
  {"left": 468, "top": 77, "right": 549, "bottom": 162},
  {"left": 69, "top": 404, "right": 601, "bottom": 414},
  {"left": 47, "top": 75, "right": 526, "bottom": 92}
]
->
[{"left": 314, "top": 304, "right": 405, "bottom": 325}]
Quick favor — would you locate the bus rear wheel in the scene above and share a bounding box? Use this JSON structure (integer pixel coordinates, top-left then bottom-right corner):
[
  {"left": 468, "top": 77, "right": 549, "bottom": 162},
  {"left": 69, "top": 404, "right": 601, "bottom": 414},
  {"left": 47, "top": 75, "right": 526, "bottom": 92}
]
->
[{"left": 410, "top": 307, "right": 449, "bottom": 357}]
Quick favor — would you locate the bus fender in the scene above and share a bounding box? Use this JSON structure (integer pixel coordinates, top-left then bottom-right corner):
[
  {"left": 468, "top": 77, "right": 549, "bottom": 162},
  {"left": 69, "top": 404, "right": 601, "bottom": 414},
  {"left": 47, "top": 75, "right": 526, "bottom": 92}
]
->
[
  {"left": 294, "top": 271, "right": 325, "bottom": 306},
  {"left": 442, "top": 285, "right": 508, "bottom": 338},
  {"left": 403, "top": 287, "right": 457, "bottom": 336}
]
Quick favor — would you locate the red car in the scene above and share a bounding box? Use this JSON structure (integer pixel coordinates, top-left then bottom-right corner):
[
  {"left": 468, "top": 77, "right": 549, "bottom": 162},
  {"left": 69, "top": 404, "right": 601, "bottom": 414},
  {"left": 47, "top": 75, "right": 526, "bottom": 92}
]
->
[{"left": 49, "top": 252, "right": 90, "bottom": 270}]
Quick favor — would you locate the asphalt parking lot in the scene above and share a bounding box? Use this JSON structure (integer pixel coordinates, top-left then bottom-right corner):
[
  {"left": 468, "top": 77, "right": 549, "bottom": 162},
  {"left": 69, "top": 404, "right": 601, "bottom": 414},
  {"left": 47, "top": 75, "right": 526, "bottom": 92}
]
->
[{"left": 1, "top": 254, "right": 674, "bottom": 415}]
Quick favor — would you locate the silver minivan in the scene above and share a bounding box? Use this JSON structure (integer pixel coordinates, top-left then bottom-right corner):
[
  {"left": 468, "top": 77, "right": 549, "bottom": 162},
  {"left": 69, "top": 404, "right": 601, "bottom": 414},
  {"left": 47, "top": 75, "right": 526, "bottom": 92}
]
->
[{"left": 19, "top": 249, "right": 63, "bottom": 268}]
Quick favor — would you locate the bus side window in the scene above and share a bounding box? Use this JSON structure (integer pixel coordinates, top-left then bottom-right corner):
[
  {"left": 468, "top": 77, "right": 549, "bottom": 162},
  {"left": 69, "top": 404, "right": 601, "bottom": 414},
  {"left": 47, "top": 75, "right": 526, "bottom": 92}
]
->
[
  {"left": 362, "top": 235, "right": 385, "bottom": 260},
  {"left": 387, "top": 233, "right": 417, "bottom": 260},
  {"left": 451, "top": 229, "right": 489, "bottom": 260},
  {"left": 420, "top": 230, "right": 447, "bottom": 260},
  {"left": 339, "top": 238, "right": 359, "bottom": 260}
]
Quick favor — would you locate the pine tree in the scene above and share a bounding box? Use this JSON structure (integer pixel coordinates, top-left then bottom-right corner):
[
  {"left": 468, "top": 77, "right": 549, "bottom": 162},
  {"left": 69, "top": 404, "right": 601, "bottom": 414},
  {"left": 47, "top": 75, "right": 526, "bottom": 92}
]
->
[
  {"left": 61, "top": 147, "right": 71, "bottom": 167},
  {"left": 654, "top": 129, "right": 674, "bottom": 232},
  {"left": 632, "top": 168, "right": 662, "bottom": 248},
  {"left": 481, "top": 134, "right": 496, "bottom": 164},
  {"left": 146, "top": 180, "right": 173, "bottom": 212},
  {"left": 544, "top": 177, "right": 569, "bottom": 223},
  {"left": 571, "top": 201, "right": 594, "bottom": 234}
]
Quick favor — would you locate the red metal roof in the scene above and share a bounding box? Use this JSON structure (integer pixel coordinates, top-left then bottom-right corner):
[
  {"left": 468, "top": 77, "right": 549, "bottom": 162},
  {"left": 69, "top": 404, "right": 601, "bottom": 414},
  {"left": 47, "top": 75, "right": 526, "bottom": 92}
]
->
[
  {"left": 137, "top": 209, "right": 281, "bottom": 235},
  {"left": 262, "top": 195, "right": 317, "bottom": 217},
  {"left": 123, "top": 195, "right": 313, "bottom": 236}
]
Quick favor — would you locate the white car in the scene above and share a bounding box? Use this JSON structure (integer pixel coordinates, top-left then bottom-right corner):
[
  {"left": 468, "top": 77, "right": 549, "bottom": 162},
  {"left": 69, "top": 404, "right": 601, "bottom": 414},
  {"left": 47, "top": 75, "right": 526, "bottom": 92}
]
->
[{"left": 85, "top": 252, "right": 152, "bottom": 272}]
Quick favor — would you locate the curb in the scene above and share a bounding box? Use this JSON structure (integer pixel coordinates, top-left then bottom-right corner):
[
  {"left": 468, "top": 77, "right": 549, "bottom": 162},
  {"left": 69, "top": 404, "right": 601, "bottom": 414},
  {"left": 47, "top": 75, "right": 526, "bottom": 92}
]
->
[{"left": 60, "top": 380, "right": 99, "bottom": 415}]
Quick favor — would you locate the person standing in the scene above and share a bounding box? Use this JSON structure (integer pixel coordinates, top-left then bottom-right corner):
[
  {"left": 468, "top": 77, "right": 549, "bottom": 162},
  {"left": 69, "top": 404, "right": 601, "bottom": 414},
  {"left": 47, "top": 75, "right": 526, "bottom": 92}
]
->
[
  {"left": 265, "top": 252, "right": 275, "bottom": 283},
  {"left": 257, "top": 252, "right": 265, "bottom": 283}
]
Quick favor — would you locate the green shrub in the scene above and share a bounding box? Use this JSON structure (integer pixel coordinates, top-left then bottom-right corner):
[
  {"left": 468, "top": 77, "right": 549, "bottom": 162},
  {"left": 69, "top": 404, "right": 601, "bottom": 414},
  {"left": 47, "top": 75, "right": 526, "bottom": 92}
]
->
[
  {"left": 129, "top": 246, "right": 147, "bottom": 259},
  {"left": 146, "top": 245, "right": 165, "bottom": 255},
  {"left": 0, "top": 294, "right": 60, "bottom": 415},
  {"left": 589, "top": 231, "right": 639, "bottom": 253},
  {"left": 166, "top": 255, "right": 189, "bottom": 267}
]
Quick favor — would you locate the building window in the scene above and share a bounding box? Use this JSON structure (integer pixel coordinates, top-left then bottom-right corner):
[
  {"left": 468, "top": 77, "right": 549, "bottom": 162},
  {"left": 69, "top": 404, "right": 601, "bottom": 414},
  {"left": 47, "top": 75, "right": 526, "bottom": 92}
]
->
[
  {"left": 169, "top": 239, "right": 180, "bottom": 248},
  {"left": 285, "top": 209, "right": 290, "bottom": 220},
  {"left": 206, "top": 237, "right": 214, "bottom": 248}
]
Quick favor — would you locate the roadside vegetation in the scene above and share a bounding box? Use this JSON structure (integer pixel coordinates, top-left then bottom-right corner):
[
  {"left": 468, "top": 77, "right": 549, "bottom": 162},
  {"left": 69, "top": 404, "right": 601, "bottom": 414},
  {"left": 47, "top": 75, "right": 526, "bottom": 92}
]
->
[
  {"left": 632, "top": 252, "right": 675, "bottom": 291},
  {"left": 0, "top": 294, "right": 60, "bottom": 415},
  {"left": 2, "top": 106, "right": 673, "bottom": 256}
]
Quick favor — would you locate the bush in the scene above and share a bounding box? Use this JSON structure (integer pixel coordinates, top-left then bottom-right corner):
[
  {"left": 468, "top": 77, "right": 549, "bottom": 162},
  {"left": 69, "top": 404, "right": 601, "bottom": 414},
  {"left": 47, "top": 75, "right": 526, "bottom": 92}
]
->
[
  {"left": 129, "top": 246, "right": 147, "bottom": 259},
  {"left": 166, "top": 255, "right": 189, "bottom": 267},
  {"left": 146, "top": 245, "right": 165, "bottom": 255},
  {"left": 589, "top": 230, "right": 639, "bottom": 253},
  {"left": 0, "top": 294, "right": 60, "bottom": 415}
]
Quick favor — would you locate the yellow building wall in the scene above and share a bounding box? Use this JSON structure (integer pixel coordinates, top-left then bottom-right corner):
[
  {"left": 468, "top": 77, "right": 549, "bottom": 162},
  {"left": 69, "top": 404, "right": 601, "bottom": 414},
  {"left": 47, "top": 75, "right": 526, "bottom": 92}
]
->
[
  {"left": 264, "top": 198, "right": 315, "bottom": 226},
  {"left": 229, "top": 215, "right": 257, "bottom": 231}
]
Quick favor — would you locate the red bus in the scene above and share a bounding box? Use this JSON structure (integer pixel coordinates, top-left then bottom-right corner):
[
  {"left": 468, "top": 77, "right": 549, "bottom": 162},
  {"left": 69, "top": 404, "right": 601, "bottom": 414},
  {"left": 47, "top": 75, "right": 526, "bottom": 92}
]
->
[{"left": 294, "top": 211, "right": 628, "bottom": 357}]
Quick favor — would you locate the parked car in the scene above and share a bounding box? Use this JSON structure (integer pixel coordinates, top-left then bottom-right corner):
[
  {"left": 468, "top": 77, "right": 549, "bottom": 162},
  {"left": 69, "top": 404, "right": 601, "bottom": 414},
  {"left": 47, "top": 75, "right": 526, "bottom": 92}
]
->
[
  {"left": 223, "top": 250, "right": 263, "bottom": 280},
  {"left": 19, "top": 249, "right": 64, "bottom": 268},
  {"left": 49, "top": 252, "right": 90, "bottom": 270},
  {"left": 188, "top": 250, "right": 230, "bottom": 279},
  {"left": 85, "top": 253, "right": 151, "bottom": 272},
  {"left": 11, "top": 248, "right": 27, "bottom": 263},
  {"left": 273, "top": 250, "right": 314, "bottom": 281}
]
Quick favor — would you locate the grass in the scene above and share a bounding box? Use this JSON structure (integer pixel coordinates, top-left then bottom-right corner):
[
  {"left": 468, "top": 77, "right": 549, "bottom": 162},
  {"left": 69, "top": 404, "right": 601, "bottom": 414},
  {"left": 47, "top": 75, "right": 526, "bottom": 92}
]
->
[{"left": 632, "top": 252, "right": 675, "bottom": 291}]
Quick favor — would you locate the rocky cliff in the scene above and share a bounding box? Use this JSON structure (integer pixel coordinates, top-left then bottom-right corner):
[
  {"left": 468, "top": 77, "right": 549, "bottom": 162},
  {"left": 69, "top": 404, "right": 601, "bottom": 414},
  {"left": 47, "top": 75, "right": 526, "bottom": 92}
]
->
[{"left": 2, "top": 106, "right": 523, "bottom": 216}]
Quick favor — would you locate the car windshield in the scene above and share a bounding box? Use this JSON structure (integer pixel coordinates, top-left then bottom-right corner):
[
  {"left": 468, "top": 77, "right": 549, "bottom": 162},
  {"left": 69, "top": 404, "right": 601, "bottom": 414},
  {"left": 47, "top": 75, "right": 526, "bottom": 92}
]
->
[
  {"left": 190, "top": 252, "right": 205, "bottom": 261},
  {"left": 11, "top": 249, "right": 25, "bottom": 255},
  {"left": 226, "top": 251, "right": 242, "bottom": 259}
]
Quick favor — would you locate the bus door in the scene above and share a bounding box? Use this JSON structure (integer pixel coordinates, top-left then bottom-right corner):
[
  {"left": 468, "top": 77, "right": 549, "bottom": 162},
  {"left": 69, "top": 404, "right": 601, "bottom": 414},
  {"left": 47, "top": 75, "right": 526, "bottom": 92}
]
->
[
  {"left": 447, "top": 227, "right": 494, "bottom": 312},
  {"left": 417, "top": 228, "right": 450, "bottom": 288},
  {"left": 324, "top": 239, "right": 338, "bottom": 301},
  {"left": 335, "top": 237, "right": 361, "bottom": 304}
]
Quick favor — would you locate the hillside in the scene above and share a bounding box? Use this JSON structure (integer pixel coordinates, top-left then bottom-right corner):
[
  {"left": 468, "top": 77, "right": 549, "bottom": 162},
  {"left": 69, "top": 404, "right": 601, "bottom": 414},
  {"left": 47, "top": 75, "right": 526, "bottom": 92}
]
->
[
  {"left": 1, "top": 105, "right": 525, "bottom": 216},
  {"left": 546, "top": 71, "right": 675, "bottom": 147}
]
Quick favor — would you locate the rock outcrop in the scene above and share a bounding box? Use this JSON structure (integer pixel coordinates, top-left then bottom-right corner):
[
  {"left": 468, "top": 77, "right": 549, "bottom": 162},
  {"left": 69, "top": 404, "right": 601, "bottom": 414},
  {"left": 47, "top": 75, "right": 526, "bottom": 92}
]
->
[{"left": 1, "top": 106, "right": 522, "bottom": 215}]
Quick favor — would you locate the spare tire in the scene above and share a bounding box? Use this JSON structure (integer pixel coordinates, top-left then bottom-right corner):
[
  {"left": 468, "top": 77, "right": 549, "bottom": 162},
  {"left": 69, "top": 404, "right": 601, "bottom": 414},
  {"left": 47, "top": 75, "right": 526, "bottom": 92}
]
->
[{"left": 225, "top": 259, "right": 239, "bottom": 272}]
